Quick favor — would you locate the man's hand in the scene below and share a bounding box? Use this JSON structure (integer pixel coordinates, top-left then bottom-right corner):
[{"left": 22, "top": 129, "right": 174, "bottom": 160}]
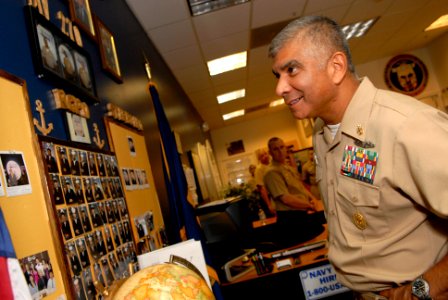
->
[{"left": 379, "top": 285, "right": 414, "bottom": 300}]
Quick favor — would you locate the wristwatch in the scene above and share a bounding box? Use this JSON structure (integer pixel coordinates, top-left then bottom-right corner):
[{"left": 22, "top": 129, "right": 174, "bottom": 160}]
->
[{"left": 411, "top": 275, "right": 432, "bottom": 300}]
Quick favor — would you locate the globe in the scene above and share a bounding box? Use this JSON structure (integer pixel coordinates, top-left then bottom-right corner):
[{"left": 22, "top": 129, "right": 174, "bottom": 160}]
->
[{"left": 113, "top": 263, "right": 215, "bottom": 300}]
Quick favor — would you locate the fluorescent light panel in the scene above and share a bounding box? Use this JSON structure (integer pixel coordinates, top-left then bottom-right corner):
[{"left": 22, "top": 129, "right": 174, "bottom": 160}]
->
[
  {"left": 342, "top": 17, "right": 378, "bottom": 40},
  {"left": 188, "top": 0, "right": 251, "bottom": 17},
  {"left": 425, "top": 14, "right": 448, "bottom": 31},
  {"left": 207, "top": 51, "right": 247, "bottom": 76},
  {"left": 217, "top": 89, "right": 245, "bottom": 104},
  {"left": 269, "top": 99, "right": 285, "bottom": 107},
  {"left": 223, "top": 109, "right": 245, "bottom": 120}
]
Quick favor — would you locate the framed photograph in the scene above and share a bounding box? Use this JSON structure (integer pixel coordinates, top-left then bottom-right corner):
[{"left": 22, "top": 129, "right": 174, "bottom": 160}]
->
[
  {"left": 66, "top": 111, "right": 91, "bottom": 144},
  {"left": 25, "top": 6, "right": 98, "bottom": 102},
  {"left": 69, "top": 0, "right": 96, "bottom": 40},
  {"left": 95, "top": 17, "right": 123, "bottom": 83}
]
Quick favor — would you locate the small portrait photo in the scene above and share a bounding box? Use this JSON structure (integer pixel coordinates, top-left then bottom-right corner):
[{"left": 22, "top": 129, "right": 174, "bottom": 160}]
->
[
  {"left": 82, "top": 267, "right": 96, "bottom": 300},
  {"left": 87, "top": 152, "right": 97, "bottom": 176},
  {"left": 67, "top": 112, "right": 91, "bottom": 144},
  {"left": 114, "top": 178, "right": 124, "bottom": 197},
  {"left": 51, "top": 174, "right": 65, "bottom": 205},
  {"left": 66, "top": 241, "right": 82, "bottom": 276},
  {"left": 58, "top": 43, "right": 77, "bottom": 82},
  {"left": 76, "top": 237, "right": 90, "bottom": 269},
  {"left": 58, "top": 208, "right": 72, "bottom": 240},
  {"left": 97, "top": 154, "right": 106, "bottom": 177},
  {"left": 97, "top": 202, "right": 108, "bottom": 225},
  {"left": 101, "top": 257, "right": 115, "bottom": 286},
  {"left": 57, "top": 146, "right": 72, "bottom": 175},
  {"left": 36, "top": 24, "right": 60, "bottom": 74},
  {"left": 111, "top": 223, "right": 121, "bottom": 247},
  {"left": 88, "top": 203, "right": 103, "bottom": 228},
  {"left": 101, "top": 178, "right": 111, "bottom": 199},
  {"left": 104, "top": 227, "right": 114, "bottom": 252},
  {"left": 94, "top": 229, "right": 107, "bottom": 257},
  {"left": 73, "top": 177, "right": 84, "bottom": 204},
  {"left": 121, "top": 168, "right": 130, "bottom": 188},
  {"left": 83, "top": 178, "right": 94, "bottom": 203},
  {"left": 129, "top": 169, "right": 137, "bottom": 186},
  {"left": 93, "top": 262, "right": 105, "bottom": 287},
  {"left": 134, "top": 216, "right": 147, "bottom": 239},
  {"left": 111, "top": 199, "right": 120, "bottom": 221},
  {"left": 127, "top": 136, "right": 136, "bottom": 156},
  {"left": 79, "top": 205, "right": 92, "bottom": 233},
  {"left": 42, "top": 141, "right": 59, "bottom": 173},
  {"left": 0, "top": 152, "right": 31, "bottom": 196},
  {"left": 117, "top": 198, "right": 127, "bottom": 218},
  {"left": 74, "top": 51, "right": 92, "bottom": 90},
  {"left": 144, "top": 211, "right": 155, "bottom": 232},
  {"left": 79, "top": 151, "right": 90, "bottom": 176},
  {"left": 62, "top": 176, "right": 77, "bottom": 205},
  {"left": 69, "top": 206, "right": 84, "bottom": 237},
  {"left": 93, "top": 177, "right": 104, "bottom": 201},
  {"left": 72, "top": 275, "right": 87, "bottom": 300},
  {"left": 86, "top": 233, "right": 99, "bottom": 261},
  {"left": 107, "top": 178, "right": 117, "bottom": 199},
  {"left": 69, "top": 149, "right": 81, "bottom": 176}
]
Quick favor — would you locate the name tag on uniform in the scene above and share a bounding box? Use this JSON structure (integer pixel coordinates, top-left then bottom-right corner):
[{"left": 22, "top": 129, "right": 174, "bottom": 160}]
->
[{"left": 341, "top": 145, "right": 378, "bottom": 184}]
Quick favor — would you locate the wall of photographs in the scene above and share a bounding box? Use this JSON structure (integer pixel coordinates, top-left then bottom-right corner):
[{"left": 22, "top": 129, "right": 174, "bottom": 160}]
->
[{"left": 40, "top": 136, "right": 136, "bottom": 299}]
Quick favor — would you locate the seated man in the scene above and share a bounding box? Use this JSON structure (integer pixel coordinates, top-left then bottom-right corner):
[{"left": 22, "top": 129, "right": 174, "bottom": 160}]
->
[
  {"left": 254, "top": 149, "right": 276, "bottom": 217},
  {"left": 264, "top": 137, "right": 326, "bottom": 248}
]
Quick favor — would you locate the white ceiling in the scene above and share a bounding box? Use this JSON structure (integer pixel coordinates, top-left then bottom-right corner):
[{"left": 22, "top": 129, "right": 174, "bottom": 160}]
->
[{"left": 125, "top": 0, "right": 448, "bottom": 130}]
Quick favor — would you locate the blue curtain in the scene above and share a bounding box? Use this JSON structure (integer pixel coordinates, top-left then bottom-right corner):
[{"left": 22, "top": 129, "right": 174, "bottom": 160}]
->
[{"left": 148, "top": 84, "right": 224, "bottom": 299}]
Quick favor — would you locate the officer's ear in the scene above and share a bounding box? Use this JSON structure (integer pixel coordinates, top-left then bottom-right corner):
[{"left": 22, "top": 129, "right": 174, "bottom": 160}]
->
[{"left": 327, "top": 51, "right": 347, "bottom": 85}]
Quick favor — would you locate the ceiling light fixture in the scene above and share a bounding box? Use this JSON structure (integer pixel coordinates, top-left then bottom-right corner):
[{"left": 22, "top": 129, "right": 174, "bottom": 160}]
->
[
  {"left": 269, "top": 99, "right": 285, "bottom": 107},
  {"left": 187, "top": 0, "right": 251, "bottom": 17},
  {"left": 342, "top": 17, "right": 379, "bottom": 40},
  {"left": 207, "top": 51, "right": 247, "bottom": 76},
  {"left": 223, "top": 109, "right": 245, "bottom": 120},
  {"left": 217, "top": 89, "right": 245, "bottom": 104},
  {"left": 425, "top": 14, "right": 448, "bottom": 31}
]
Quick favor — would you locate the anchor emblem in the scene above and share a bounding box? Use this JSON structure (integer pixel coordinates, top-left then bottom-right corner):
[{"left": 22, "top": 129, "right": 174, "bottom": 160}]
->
[
  {"left": 93, "top": 123, "right": 105, "bottom": 149},
  {"left": 33, "top": 99, "right": 53, "bottom": 136}
]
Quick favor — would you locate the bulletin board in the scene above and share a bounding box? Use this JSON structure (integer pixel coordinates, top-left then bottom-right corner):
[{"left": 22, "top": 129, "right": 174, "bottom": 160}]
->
[
  {"left": 104, "top": 118, "right": 165, "bottom": 254},
  {"left": 38, "top": 135, "right": 137, "bottom": 298},
  {"left": 0, "top": 70, "right": 68, "bottom": 298}
]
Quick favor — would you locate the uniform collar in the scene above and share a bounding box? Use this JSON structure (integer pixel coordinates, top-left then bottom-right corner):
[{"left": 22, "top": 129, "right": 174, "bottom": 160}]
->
[{"left": 340, "top": 77, "right": 376, "bottom": 143}]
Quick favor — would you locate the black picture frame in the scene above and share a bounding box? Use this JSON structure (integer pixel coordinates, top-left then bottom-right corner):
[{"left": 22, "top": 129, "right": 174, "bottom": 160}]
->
[{"left": 24, "top": 5, "right": 98, "bottom": 103}]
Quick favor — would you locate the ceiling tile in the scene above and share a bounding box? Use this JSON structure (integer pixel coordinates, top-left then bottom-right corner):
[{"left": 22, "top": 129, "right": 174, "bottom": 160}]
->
[
  {"left": 248, "top": 45, "right": 272, "bottom": 77},
  {"left": 200, "top": 31, "right": 249, "bottom": 60},
  {"left": 193, "top": 2, "right": 251, "bottom": 42},
  {"left": 163, "top": 45, "right": 203, "bottom": 71},
  {"left": 251, "top": 0, "right": 305, "bottom": 28},
  {"left": 173, "top": 64, "right": 213, "bottom": 93},
  {"left": 126, "top": 0, "right": 190, "bottom": 30},
  {"left": 148, "top": 20, "right": 196, "bottom": 52}
]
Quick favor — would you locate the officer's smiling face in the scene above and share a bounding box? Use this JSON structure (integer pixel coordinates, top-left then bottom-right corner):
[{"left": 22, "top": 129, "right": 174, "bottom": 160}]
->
[{"left": 272, "top": 36, "right": 336, "bottom": 121}]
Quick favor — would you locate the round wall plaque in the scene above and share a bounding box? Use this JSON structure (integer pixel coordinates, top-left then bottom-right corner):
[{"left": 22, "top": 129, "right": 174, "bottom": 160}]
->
[{"left": 384, "top": 54, "right": 428, "bottom": 96}]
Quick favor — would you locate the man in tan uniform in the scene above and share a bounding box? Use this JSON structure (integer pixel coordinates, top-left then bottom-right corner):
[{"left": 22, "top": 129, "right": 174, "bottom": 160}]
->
[
  {"left": 269, "top": 16, "right": 448, "bottom": 299},
  {"left": 264, "top": 137, "right": 326, "bottom": 248}
]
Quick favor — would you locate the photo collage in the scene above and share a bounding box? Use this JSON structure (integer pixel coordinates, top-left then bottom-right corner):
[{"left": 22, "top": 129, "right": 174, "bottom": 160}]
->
[{"left": 41, "top": 139, "right": 137, "bottom": 300}]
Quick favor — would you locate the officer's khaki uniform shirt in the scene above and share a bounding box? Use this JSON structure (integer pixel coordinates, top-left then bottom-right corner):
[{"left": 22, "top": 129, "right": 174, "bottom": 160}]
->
[
  {"left": 264, "top": 161, "right": 308, "bottom": 211},
  {"left": 313, "top": 77, "right": 448, "bottom": 292}
]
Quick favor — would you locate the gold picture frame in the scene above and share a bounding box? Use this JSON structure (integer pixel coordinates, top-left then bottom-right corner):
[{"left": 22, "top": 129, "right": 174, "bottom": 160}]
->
[
  {"left": 69, "top": 0, "right": 96, "bottom": 40},
  {"left": 95, "top": 17, "right": 122, "bottom": 83}
]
